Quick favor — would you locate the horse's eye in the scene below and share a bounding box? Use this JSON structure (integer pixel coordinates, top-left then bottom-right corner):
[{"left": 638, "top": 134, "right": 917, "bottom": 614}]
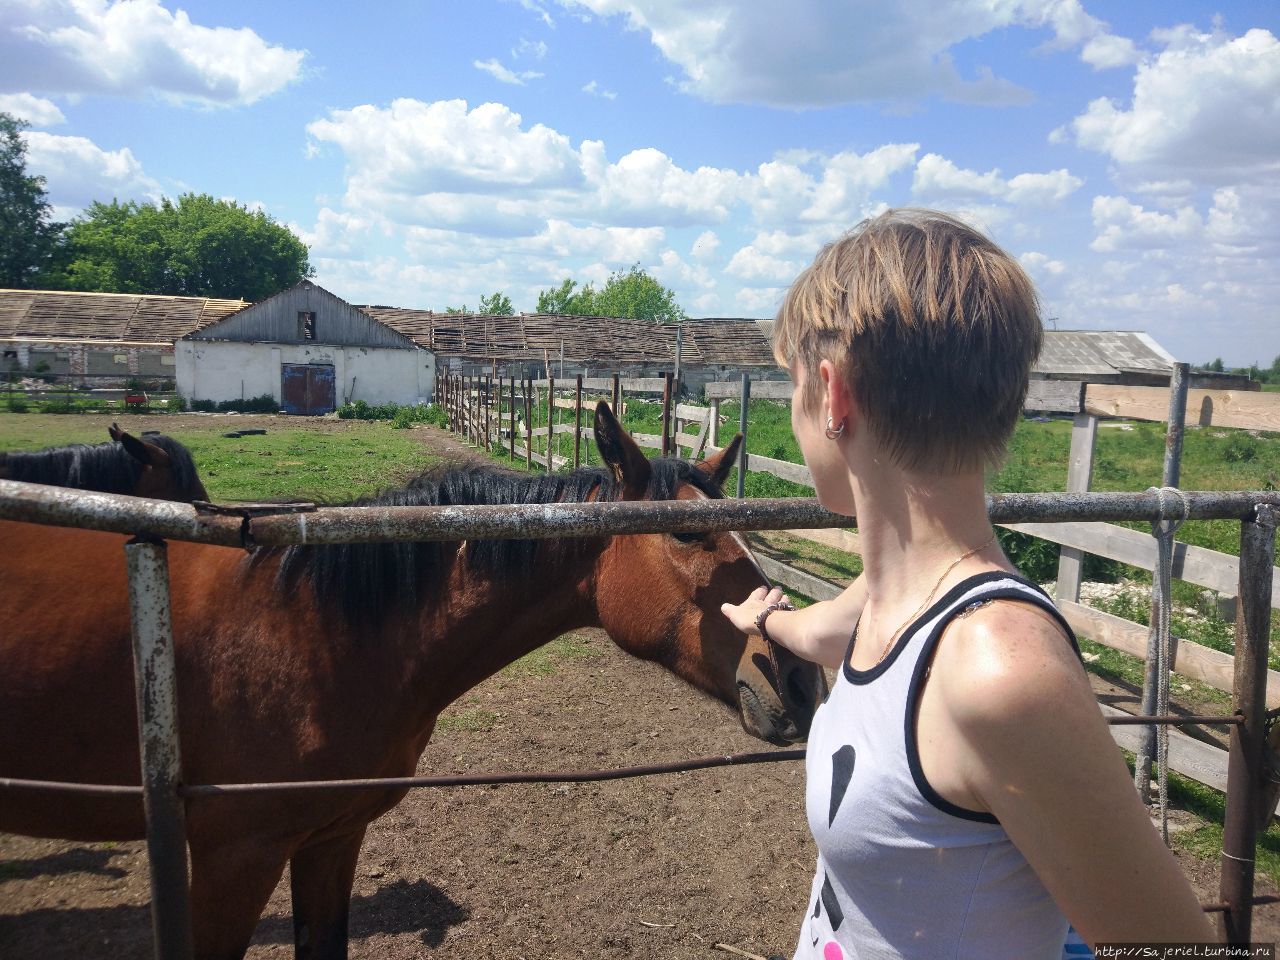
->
[{"left": 671, "top": 531, "right": 704, "bottom": 545}]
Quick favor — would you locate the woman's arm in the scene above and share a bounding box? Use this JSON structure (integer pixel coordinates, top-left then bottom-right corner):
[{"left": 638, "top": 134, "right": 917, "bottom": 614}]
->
[
  {"left": 719, "top": 575, "right": 867, "bottom": 669},
  {"left": 938, "top": 602, "right": 1216, "bottom": 943}
]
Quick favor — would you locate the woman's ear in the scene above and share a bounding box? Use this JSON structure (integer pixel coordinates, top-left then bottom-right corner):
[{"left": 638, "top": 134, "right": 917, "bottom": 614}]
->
[{"left": 818, "top": 358, "right": 853, "bottom": 430}]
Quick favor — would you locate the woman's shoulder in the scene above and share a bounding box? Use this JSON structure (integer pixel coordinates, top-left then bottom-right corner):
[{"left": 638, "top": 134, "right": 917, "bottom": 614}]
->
[{"left": 929, "top": 595, "right": 1090, "bottom": 732}]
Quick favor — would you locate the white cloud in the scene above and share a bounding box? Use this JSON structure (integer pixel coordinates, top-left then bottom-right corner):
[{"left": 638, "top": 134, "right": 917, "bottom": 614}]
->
[
  {"left": 513, "top": 37, "right": 549, "bottom": 59},
  {"left": 0, "top": 0, "right": 304, "bottom": 106},
  {"left": 0, "top": 93, "right": 65, "bottom": 126},
  {"left": 508, "top": 0, "right": 555, "bottom": 27},
  {"left": 1019, "top": 250, "right": 1066, "bottom": 277},
  {"left": 1061, "top": 27, "right": 1280, "bottom": 185},
  {"left": 23, "top": 130, "right": 162, "bottom": 213},
  {"left": 553, "top": 1, "right": 1143, "bottom": 107},
  {"left": 725, "top": 244, "right": 800, "bottom": 285},
  {"left": 1080, "top": 33, "right": 1139, "bottom": 70},
  {"left": 582, "top": 79, "right": 618, "bottom": 99},
  {"left": 912, "top": 153, "right": 1082, "bottom": 204},
  {"left": 690, "top": 229, "right": 719, "bottom": 260},
  {"left": 473, "top": 58, "right": 545, "bottom": 85},
  {"left": 735, "top": 286, "right": 785, "bottom": 313},
  {"left": 539, "top": 220, "right": 665, "bottom": 262},
  {"left": 743, "top": 145, "right": 917, "bottom": 228},
  {"left": 1090, "top": 195, "right": 1201, "bottom": 252}
]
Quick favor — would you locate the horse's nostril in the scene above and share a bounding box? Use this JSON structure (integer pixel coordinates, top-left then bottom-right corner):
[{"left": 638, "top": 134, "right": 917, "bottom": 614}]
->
[{"left": 786, "top": 668, "right": 809, "bottom": 710}]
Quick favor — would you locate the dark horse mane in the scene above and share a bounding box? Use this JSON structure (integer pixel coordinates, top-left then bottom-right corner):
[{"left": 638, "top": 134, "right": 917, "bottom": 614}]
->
[
  {"left": 2, "top": 434, "right": 201, "bottom": 496},
  {"left": 265, "top": 457, "right": 724, "bottom": 627}
]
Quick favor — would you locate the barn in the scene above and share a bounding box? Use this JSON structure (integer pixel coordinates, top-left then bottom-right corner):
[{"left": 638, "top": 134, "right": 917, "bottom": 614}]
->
[
  {"left": 0, "top": 288, "right": 245, "bottom": 382},
  {"left": 175, "top": 281, "right": 437, "bottom": 415}
]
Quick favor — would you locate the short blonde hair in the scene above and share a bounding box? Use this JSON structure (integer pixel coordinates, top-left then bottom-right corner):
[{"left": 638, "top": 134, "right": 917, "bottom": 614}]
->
[{"left": 773, "top": 208, "right": 1042, "bottom": 474}]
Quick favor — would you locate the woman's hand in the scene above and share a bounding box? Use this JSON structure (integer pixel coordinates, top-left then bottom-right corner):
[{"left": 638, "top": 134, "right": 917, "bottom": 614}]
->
[{"left": 720, "top": 585, "right": 788, "bottom": 637}]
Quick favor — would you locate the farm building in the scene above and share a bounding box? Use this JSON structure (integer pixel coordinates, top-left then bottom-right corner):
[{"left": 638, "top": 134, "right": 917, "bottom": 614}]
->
[
  {"left": 0, "top": 288, "right": 245, "bottom": 382},
  {"left": 358, "top": 306, "right": 782, "bottom": 392},
  {"left": 176, "top": 282, "right": 437, "bottom": 415}
]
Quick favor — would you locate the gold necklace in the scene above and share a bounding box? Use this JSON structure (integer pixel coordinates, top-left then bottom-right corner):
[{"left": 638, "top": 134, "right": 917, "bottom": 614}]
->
[{"left": 863, "top": 532, "right": 999, "bottom": 667}]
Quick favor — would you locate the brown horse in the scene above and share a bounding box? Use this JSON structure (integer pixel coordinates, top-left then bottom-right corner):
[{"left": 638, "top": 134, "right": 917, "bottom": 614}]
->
[
  {"left": 0, "top": 423, "right": 209, "bottom": 502},
  {"left": 0, "top": 403, "right": 824, "bottom": 960}
]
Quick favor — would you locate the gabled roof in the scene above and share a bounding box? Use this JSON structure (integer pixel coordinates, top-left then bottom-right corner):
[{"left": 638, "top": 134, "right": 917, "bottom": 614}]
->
[
  {"left": 359, "top": 308, "right": 777, "bottom": 366},
  {"left": 1035, "top": 330, "right": 1175, "bottom": 378},
  {"left": 0, "top": 289, "right": 247, "bottom": 343}
]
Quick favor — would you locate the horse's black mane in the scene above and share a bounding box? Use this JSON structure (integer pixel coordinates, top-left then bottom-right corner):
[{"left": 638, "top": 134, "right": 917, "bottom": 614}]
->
[
  {"left": 1, "top": 434, "right": 201, "bottom": 496},
  {"left": 267, "top": 457, "right": 724, "bottom": 627}
]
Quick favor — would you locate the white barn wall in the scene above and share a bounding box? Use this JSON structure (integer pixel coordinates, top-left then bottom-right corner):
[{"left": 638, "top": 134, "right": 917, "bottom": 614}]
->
[{"left": 176, "top": 340, "right": 435, "bottom": 406}]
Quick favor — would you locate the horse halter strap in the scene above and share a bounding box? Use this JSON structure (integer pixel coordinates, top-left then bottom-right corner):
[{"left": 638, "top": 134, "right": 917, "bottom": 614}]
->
[{"left": 737, "top": 536, "right": 789, "bottom": 692}]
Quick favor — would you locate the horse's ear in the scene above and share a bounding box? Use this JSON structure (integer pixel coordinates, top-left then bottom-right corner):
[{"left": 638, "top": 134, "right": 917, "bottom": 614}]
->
[
  {"left": 697, "top": 433, "right": 742, "bottom": 492},
  {"left": 118, "top": 431, "right": 171, "bottom": 470},
  {"left": 594, "top": 401, "right": 650, "bottom": 500},
  {"left": 108, "top": 422, "right": 123, "bottom": 442}
]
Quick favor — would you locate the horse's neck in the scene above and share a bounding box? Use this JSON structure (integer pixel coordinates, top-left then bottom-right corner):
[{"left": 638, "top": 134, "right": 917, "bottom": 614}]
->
[{"left": 407, "top": 559, "right": 599, "bottom": 715}]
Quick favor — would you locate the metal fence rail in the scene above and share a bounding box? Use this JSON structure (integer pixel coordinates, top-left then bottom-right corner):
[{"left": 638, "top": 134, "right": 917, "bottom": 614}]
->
[{"left": 1, "top": 479, "right": 1277, "bottom": 953}]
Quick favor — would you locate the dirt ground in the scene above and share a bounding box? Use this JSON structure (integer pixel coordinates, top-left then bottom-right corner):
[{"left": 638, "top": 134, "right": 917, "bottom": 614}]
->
[{"left": 2, "top": 419, "right": 1278, "bottom": 957}]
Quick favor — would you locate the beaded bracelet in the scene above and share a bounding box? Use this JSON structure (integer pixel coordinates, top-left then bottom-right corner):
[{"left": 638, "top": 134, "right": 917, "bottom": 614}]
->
[{"left": 754, "top": 600, "right": 795, "bottom": 644}]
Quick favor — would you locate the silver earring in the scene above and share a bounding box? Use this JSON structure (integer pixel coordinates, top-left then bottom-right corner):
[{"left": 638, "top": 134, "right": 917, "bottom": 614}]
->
[{"left": 825, "top": 416, "right": 846, "bottom": 440}]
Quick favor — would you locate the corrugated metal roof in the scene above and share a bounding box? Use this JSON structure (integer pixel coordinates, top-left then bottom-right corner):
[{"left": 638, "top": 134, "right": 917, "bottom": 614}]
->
[
  {"left": 0, "top": 289, "right": 247, "bottom": 342},
  {"left": 1035, "top": 331, "right": 1174, "bottom": 377}
]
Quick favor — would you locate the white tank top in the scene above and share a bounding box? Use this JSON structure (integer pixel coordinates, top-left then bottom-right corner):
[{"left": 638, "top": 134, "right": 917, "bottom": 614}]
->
[{"left": 794, "top": 571, "right": 1080, "bottom": 960}]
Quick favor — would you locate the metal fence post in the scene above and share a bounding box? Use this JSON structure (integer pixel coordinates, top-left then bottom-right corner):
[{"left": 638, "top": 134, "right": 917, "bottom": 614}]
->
[
  {"left": 660, "top": 373, "right": 672, "bottom": 456},
  {"left": 1136, "top": 361, "right": 1191, "bottom": 799},
  {"left": 737, "top": 373, "right": 750, "bottom": 499},
  {"left": 1219, "top": 504, "right": 1276, "bottom": 944},
  {"left": 574, "top": 374, "right": 583, "bottom": 469},
  {"left": 125, "top": 538, "right": 194, "bottom": 960}
]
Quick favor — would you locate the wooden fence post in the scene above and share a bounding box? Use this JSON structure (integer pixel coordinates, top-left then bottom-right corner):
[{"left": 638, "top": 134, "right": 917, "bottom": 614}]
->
[
  {"left": 612, "top": 372, "right": 621, "bottom": 418},
  {"left": 524, "top": 377, "right": 533, "bottom": 471},
  {"left": 509, "top": 375, "right": 516, "bottom": 461},
  {"left": 737, "top": 373, "right": 750, "bottom": 499},
  {"left": 661, "top": 372, "right": 672, "bottom": 456},
  {"left": 546, "top": 376, "right": 555, "bottom": 474},
  {"left": 484, "top": 376, "right": 492, "bottom": 451},
  {"left": 1054, "top": 412, "right": 1098, "bottom": 602},
  {"left": 574, "top": 374, "right": 583, "bottom": 469}
]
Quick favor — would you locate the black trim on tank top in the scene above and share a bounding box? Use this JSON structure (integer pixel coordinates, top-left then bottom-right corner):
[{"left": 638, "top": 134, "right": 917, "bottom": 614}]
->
[
  {"left": 904, "top": 575, "right": 1081, "bottom": 824},
  {"left": 843, "top": 571, "right": 1019, "bottom": 686}
]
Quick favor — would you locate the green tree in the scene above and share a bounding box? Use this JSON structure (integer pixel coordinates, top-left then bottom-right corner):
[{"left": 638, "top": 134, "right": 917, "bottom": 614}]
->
[
  {"left": 54, "top": 193, "right": 311, "bottom": 301},
  {"left": 478, "top": 291, "right": 513, "bottom": 315},
  {"left": 536, "top": 277, "right": 597, "bottom": 315},
  {"left": 0, "top": 112, "right": 63, "bottom": 288},
  {"left": 594, "top": 264, "right": 685, "bottom": 324},
  {"left": 1206, "top": 357, "right": 1225, "bottom": 373},
  {"left": 535, "top": 266, "right": 684, "bottom": 322}
]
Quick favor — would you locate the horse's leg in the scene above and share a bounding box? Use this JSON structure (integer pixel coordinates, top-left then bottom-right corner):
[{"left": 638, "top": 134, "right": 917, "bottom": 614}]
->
[
  {"left": 289, "top": 828, "right": 367, "bottom": 960},
  {"left": 189, "top": 838, "right": 290, "bottom": 960}
]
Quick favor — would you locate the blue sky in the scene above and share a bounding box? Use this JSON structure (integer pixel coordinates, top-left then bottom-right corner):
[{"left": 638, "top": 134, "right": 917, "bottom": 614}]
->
[{"left": 2, "top": 0, "right": 1277, "bottom": 366}]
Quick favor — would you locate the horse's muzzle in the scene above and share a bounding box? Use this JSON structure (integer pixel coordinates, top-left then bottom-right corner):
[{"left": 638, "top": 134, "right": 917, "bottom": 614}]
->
[{"left": 735, "top": 646, "right": 827, "bottom": 745}]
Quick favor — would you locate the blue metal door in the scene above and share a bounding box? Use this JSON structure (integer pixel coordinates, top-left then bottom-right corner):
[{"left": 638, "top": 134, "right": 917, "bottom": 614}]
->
[{"left": 280, "top": 363, "right": 336, "bottom": 415}]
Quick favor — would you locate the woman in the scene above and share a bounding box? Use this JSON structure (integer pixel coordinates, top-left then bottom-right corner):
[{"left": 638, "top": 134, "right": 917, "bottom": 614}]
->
[{"left": 720, "top": 209, "right": 1213, "bottom": 958}]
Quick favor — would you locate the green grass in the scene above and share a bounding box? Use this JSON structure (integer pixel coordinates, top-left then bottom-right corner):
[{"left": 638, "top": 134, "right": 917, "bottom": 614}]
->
[
  {"left": 502, "top": 633, "right": 599, "bottom": 678},
  {"left": 0, "top": 414, "right": 438, "bottom": 502}
]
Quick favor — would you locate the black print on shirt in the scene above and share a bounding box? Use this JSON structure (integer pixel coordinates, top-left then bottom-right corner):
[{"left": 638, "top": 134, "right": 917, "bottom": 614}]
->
[
  {"left": 829, "top": 744, "right": 856, "bottom": 826},
  {"left": 820, "top": 872, "right": 844, "bottom": 931}
]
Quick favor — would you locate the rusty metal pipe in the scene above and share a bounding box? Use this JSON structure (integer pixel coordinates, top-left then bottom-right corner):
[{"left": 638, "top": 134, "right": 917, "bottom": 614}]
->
[
  {"left": 125, "top": 539, "right": 194, "bottom": 960},
  {"left": 5, "top": 480, "right": 1280, "bottom": 548},
  {"left": 1219, "top": 504, "right": 1277, "bottom": 944},
  {"left": 0, "top": 479, "right": 243, "bottom": 545}
]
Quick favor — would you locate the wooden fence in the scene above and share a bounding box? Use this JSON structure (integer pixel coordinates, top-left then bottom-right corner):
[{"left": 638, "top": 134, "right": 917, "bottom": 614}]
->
[{"left": 441, "top": 366, "right": 1280, "bottom": 797}]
